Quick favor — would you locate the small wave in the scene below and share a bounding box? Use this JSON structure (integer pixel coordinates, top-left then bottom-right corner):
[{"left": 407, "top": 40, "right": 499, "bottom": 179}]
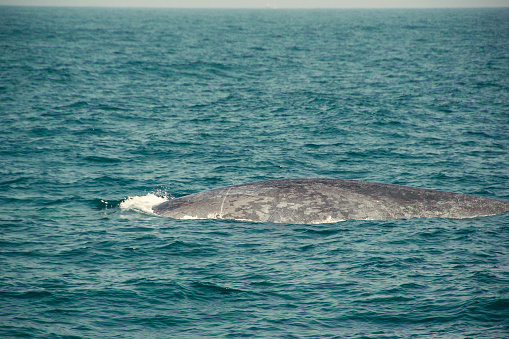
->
[
  {"left": 120, "top": 193, "right": 168, "bottom": 214},
  {"left": 83, "top": 155, "right": 122, "bottom": 163},
  {"left": 63, "top": 101, "right": 89, "bottom": 108}
]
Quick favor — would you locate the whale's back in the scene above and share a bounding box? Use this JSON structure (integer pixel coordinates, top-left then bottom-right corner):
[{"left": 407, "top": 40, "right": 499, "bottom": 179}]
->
[{"left": 152, "top": 179, "right": 509, "bottom": 224}]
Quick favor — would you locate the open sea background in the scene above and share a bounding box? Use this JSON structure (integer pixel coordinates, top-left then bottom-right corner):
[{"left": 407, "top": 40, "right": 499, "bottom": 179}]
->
[{"left": 1, "top": 6, "right": 509, "bottom": 338}]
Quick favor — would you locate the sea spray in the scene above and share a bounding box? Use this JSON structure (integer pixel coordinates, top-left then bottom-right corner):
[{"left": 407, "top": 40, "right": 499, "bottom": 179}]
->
[{"left": 120, "top": 193, "right": 168, "bottom": 214}]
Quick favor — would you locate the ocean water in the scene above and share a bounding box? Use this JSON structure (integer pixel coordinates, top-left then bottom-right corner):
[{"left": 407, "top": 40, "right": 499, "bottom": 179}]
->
[{"left": 1, "top": 6, "right": 509, "bottom": 338}]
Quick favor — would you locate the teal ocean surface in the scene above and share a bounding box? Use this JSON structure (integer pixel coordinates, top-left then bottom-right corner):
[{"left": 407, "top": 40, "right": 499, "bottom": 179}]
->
[{"left": 1, "top": 6, "right": 509, "bottom": 338}]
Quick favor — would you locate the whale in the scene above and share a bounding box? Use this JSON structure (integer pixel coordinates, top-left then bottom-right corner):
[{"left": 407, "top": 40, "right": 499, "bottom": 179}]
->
[{"left": 152, "top": 178, "right": 509, "bottom": 224}]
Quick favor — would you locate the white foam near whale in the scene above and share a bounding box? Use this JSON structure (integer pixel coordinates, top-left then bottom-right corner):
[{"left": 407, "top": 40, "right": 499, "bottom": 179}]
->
[
  {"left": 120, "top": 193, "right": 168, "bottom": 214},
  {"left": 151, "top": 179, "right": 509, "bottom": 224}
]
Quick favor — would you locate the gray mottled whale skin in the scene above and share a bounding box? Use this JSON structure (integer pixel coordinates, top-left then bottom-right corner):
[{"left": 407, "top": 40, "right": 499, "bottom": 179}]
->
[{"left": 152, "top": 179, "right": 509, "bottom": 224}]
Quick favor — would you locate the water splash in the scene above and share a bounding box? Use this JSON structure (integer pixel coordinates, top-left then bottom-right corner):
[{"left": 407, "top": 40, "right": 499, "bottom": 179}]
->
[{"left": 119, "top": 193, "right": 168, "bottom": 214}]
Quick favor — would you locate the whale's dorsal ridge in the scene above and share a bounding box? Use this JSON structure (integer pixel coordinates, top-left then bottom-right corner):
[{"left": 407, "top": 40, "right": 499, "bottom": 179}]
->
[{"left": 152, "top": 179, "right": 509, "bottom": 224}]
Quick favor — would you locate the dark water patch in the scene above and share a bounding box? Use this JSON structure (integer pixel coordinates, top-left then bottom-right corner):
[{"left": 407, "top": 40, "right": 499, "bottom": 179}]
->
[
  {"left": 123, "top": 314, "right": 193, "bottom": 329},
  {"left": 155, "top": 240, "right": 218, "bottom": 257},
  {"left": 485, "top": 298, "right": 509, "bottom": 311},
  {"left": 59, "top": 100, "right": 90, "bottom": 109},
  {"left": 94, "top": 103, "right": 129, "bottom": 112},
  {"left": 83, "top": 155, "right": 123, "bottom": 163},
  {"left": 0, "top": 176, "right": 33, "bottom": 187},
  {"left": 190, "top": 281, "right": 248, "bottom": 297},
  {"left": 1, "top": 290, "right": 53, "bottom": 300}
]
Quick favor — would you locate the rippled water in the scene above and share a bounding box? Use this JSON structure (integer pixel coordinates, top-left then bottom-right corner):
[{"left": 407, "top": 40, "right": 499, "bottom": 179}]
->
[{"left": 1, "top": 7, "right": 508, "bottom": 338}]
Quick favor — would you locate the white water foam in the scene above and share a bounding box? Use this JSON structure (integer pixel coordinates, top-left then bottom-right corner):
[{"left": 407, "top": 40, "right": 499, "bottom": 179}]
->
[{"left": 119, "top": 193, "right": 168, "bottom": 214}]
